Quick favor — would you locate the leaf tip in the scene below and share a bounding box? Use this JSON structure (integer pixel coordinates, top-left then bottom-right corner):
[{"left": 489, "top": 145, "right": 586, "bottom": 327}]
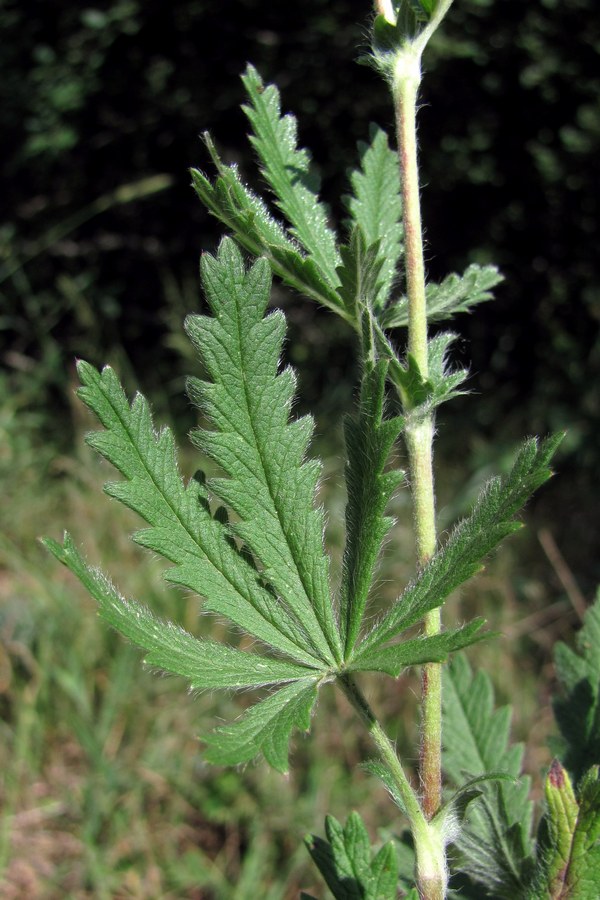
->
[{"left": 548, "top": 758, "right": 566, "bottom": 789}]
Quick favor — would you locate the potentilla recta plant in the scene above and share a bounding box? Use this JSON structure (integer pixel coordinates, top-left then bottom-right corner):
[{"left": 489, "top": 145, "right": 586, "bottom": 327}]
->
[{"left": 45, "top": 2, "right": 600, "bottom": 897}]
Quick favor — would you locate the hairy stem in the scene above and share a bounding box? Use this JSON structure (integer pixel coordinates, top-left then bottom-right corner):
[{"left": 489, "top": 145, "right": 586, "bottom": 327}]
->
[
  {"left": 340, "top": 674, "right": 423, "bottom": 821},
  {"left": 393, "top": 50, "right": 442, "bottom": 830},
  {"left": 340, "top": 675, "right": 446, "bottom": 899}
]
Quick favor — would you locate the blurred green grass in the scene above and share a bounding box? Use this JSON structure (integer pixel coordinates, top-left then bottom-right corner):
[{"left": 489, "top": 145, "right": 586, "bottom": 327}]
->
[{"left": 0, "top": 365, "right": 584, "bottom": 899}]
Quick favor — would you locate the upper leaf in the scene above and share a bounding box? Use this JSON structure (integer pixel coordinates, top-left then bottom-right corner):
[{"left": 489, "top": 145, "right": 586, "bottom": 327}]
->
[
  {"left": 352, "top": 434, "right": 563, "bottom": 657},
  {"left": 553, "top": 590, "right": 600, "bottom": 784},
  {"left": 443, "top": 654, "right": 535, "bottom": 897},
  {"left": 407, "top": 332, "right": 469, "bottom": 418},
  {"left": 44, "top": 534, "right": 320, "bottom": 690},
  {"left": 339, "top": 359, "right": 404, "bottom": 655},
  {"left": 345, "top": 125, "right": 403, "bottom": 311},
  {"left": 382, "top": 264, "right": 503, "bottom": 329},
  {"left": 336, "top": 227, "right": 388, "bottom": 319},
  {"left": 241, "top": 65, "right": 341, "bottom": 292},
  {"left": 190, "top": 149, "right": 348, "bottom": 321},
  {"left": 72, "top": 359, "right": 322, "bottom": 666},
  {"left": 186, "top": 238, "right": 342, "bottom": 666},
  {"left": 371, "top": 1, "right": 458, "bottom": 72}
]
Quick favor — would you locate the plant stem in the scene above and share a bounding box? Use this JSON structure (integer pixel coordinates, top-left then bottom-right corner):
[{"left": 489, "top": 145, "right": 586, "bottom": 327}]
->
[
  {"left": 393, "top": 50, "right": 442, "bottom": 825},
  {"left": 340, "top": 675, "right": 446, "bottom": 899}
]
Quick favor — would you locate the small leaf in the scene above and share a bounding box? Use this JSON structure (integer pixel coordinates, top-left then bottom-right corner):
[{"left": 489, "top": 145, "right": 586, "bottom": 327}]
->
[
  {"left": 345, "top": 125, "right": 403, "bottom": 311},
  {"left": 372, "top": 11, "right": 418, "bottom": 58},
  {"left": 336, "top": 227, "right": 387, "bottom": 316},
  {"left": 394, "top": 352, "right": 434, "bottom": 410},
  {"left": 203, "top": 678, "right": 319, "bottom": 773},
  {"left": 191, "top": 152, "right": 349, "bottom": 322},
  {"left": 382, "top": 264, "right": 503, "bottom": 329},
  {"left": 433, "top": 773, "right": 518, "bottom": 847},
  {"left": 362, "top": 759, "right": 407, "bottom": 815},
  {"left": 241, "top": 65, "right": 341, "bottom": 291},
  {"left": 424, "top": 331, "right": 469, "bottom": 411}
]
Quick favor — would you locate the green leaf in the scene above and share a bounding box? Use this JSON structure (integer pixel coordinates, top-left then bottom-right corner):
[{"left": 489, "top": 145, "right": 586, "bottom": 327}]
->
[
  {"left": 186, "top": 238, "right": 342, "bottom": 666},
  {"left": 203, "top": 678, "right": 319, "bottom": 773},
  {"left": 407, "top": 0, "right": 432, "bottom": 22},
  {"left": 553, "top": 590, "right": 600, "bottom": 783},
  {"left": 443, "top": 654, "right": 535, "bottom": 897},
  {"left": 362, "top": 760, "right": 408, "bottom": 816},
  {"left": 336, "top": 227, "right": 387, "bottom": 317},
  {"left": 425, "top": 332, "right": 469, "bottom": 410},
  {"left": 305, "top": 812, "right": 399, "bottom": 900},
  {"left": 352, "top": 434, "right": 562, "bottom": 656},
  {"left": 566, "top": 766, "right": 600, "bottom": 897},
  {"left": 527, "top": 763, "right": 600, "bottom": 899},
  {"left": 339, "top": 360, "right": 404, "bottom": 656},
  {"left": 44, "top": 534, "right": 320, "bottom": 689},
  {"left": 394, "top": 352, "right": 434, "bottom": 411},
  {"left": 435, "top": 773, "right": 518, "bottom": 838},
  {"left": 382, "top": 264, "right": 503, "bottom": 329},
  {"left": 190, "top": 151, "right": 349, "bottom": 322},
  {"left": 401, "top": 333, "right": 469, "bottom": 418},
  {"left": 528, "top": 760, "right": 579, "bottom": 899},
  {"left": 345, "top": 125, "right": 403, "bottom": 311},
  {"left": 241, "top": 65, "right": 341, "bottom": 292},
  {"left": 349, "top": 618, "right": 489, "bottom": 676},
  {"left": 372, "top": 11, "right": 419, "bottom": 58},
  {"left": 71, "top": 360, "right": 322, "bottom": 667}
]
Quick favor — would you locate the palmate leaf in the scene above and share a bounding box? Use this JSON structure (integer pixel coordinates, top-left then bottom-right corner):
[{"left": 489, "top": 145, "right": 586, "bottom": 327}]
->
[
  {"left": 44, "top": 237, "right": 348, "bottom": 772},
  {"left": 345, "top": 125, "right": 403, "bottom": 311},
  {"left": 241, "top": 65, "right": 341, "bottom": 292},
  {"left": 305, "top": 812, "right": 399, "bottom": 900},
  {"left": 186, "top": 238, "right": 342, "bottom": 666},
  {"left": 382, "top": 264, "right": 503, "bottom": 329},
  {"left": 553, "top": 590, "right": 600, "bottom": 783},
  {"left": 69, "top": 360, "right": 321, "bottom": 666},
  {"left": 44, "top": 534, "right": 319, "bottom": 690},
  {"left": 350, "top": 434, "right": 562, "bottom": 660},
  {"left": 443, "top": 655, "right": 535, "bottom": 897}
]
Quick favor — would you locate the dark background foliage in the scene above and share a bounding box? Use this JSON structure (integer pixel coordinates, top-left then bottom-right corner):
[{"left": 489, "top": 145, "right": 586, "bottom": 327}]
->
[{"left": 1, "top": 0, "right": 598, "bottom": 587}]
